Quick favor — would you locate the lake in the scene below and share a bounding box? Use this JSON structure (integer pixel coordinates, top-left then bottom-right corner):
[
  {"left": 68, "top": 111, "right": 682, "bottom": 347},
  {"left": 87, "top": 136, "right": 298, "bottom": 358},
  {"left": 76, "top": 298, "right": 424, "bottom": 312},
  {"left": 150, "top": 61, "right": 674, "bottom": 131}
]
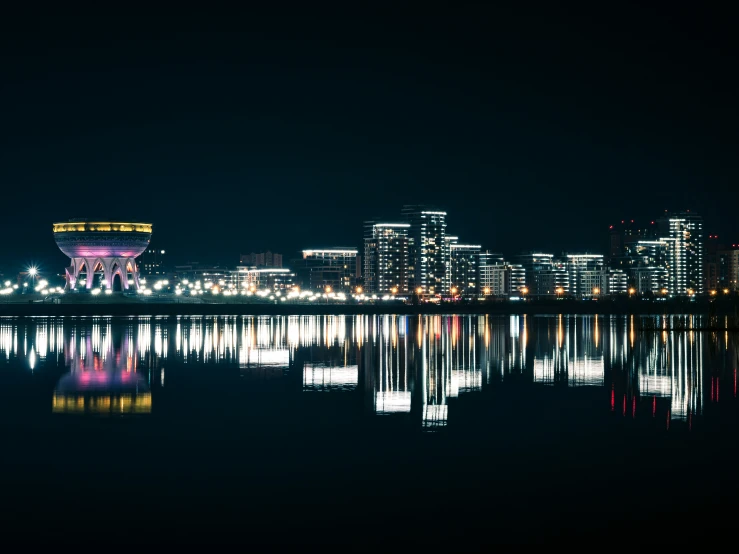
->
[{"left": 1, "top": 314, "right": 737, "bottom": 544}]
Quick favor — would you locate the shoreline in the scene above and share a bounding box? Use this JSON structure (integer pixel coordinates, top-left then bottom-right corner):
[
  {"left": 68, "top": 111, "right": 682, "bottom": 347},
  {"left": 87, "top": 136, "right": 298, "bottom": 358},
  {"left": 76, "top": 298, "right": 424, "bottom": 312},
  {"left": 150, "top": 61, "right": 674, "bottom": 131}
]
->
[{"left": 1, "top": 298, "right": 737, "bottom": 317}]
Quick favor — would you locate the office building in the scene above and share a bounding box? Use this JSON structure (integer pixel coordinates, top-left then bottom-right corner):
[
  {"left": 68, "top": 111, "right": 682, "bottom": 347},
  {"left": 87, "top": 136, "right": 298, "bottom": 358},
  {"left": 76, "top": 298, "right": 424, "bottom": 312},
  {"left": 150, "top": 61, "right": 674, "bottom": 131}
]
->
[
  {"left": 401, "top": 205, "right": 448, "bottom": 295},
  {"left": 294, "top": 249, "right": 360, "bottom": 292},
  {"left": 363, "top": 222, "right": 410, "bottom": 294}
]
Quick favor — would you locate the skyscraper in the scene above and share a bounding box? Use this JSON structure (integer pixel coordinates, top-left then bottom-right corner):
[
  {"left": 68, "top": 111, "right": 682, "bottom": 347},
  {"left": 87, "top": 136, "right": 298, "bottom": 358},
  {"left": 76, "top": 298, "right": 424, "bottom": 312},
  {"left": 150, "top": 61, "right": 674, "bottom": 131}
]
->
[
  {"left": 401, "top": 205, "right": 448, "bottom": 295},
  {"left": 363, "top": 222, "right": 410, "bottom": 294},
  {"left": 658, "top": 212, "right": 704, "bottom": 296}
]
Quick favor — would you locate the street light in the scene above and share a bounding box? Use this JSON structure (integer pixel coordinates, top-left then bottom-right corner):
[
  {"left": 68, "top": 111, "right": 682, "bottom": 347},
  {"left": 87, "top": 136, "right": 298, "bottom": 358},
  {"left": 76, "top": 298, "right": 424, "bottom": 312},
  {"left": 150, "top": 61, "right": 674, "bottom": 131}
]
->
[
  {"left": 710, "top": 290, "right": 717, "bottom": 296},
  {"left": 628, "top": 287, "right": 636, "bottom": 296},
  {"left": 723, "top": 288, "right": 730, "bottom": 295},
  {"left": 356, "top": 286, "right": 363, "bottom": 295},
  {"left": 483, "top": 287, "right": 490, "bottom": 295},
  {"left": 28, "top": 266, "right": 38, "bottom": 291},
  {"left": 592, "top": 287, "right": 600, "bottom": 296},
  {"left": 520, "top": 287, "right": 528, "bottom": 297},
  {"left": 555, "top": 287, "right": 564, "bottom": 296},
  {"left": 687, "top": 288, "right": 694, "bottom": 296},
  {"left": 416, "top": 287, "right": 423, "bottom": 296},
  {"left": 450, "top": 286, "right": 458, "bottom": 296},
  {"left": 391, "top": 286, "right": 398, "bottom": 295}
]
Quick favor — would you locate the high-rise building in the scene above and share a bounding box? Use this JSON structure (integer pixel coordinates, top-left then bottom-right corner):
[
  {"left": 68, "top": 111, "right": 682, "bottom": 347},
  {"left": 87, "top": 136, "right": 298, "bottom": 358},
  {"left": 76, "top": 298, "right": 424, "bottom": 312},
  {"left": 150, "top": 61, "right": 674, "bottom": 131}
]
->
[
  {"left": 401, "top": 205, "right": 448, "bottom": 295},
  {"left": 449, "top": 243, "right": 481, "bottom": 296},
  {"left": 478, "top": 252, "right": 507, "bottom": 296},
  {"left": 606, "top": 269, "right": 628, "bottom": 296},
  {"left": 515, "top": 253, "right": 569, "bottom": 297},
  {"left": 718, "top": 246, "right": 739, "bottom": 292},
  {"left": 657, "top": 212, "right": 704, "bottom": 296},
  {"left": 240, "top": 251, "right": 283, "bottom": 268},
  {"left": 363, "top": 222, "right": 410, "bottom": 294},
  {"left": 293, "top": 249, "right": 361, "bottom": 292},
  {"left": 608, "top": 219, "right": 658, "bottom": 269},
  {"left": 566, "top": 254, "right": 605, "bottom": 298}
]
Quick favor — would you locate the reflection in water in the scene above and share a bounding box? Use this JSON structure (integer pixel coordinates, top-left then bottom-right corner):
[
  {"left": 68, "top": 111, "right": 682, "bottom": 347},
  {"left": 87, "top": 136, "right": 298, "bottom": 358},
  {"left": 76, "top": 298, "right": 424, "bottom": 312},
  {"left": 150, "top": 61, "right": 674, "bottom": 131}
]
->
[
  {"left": 0, "top": 315, "right": 736, "bottom": 428},
  {"left": 53, "top": 323, "right": 152, "bottom": 415}
]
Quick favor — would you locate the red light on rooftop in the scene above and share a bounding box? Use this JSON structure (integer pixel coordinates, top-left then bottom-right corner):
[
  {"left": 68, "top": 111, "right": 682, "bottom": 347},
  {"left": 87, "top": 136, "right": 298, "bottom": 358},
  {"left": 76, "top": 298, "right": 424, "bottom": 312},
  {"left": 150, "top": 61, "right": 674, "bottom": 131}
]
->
[
  {"left": 609, "top": 225, "right": 613, "bottom": 229},
  {"left": 621, "top": 220, "right": 624, "bottom": 224},
  {"left": 631, "top": 219, "right": 634, "bottom": 223},
  {"left": 651, "top": 221, "right": 655, "bottom": 224}
]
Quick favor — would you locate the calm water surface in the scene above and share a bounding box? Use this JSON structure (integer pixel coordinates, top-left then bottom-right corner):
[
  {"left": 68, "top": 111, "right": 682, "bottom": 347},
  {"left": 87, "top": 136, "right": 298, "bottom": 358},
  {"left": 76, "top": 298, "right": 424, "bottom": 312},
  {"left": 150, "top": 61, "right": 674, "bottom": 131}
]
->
[{"left": 1, "top": 314, "right": 738, "bottom": 544}]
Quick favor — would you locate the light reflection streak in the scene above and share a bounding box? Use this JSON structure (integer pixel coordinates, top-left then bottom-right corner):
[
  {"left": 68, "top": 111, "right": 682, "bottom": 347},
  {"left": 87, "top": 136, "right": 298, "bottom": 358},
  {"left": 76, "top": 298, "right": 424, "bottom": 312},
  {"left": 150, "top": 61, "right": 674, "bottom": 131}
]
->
[{"left": 0, "top": 315, "right": 735, "bottom": 428}]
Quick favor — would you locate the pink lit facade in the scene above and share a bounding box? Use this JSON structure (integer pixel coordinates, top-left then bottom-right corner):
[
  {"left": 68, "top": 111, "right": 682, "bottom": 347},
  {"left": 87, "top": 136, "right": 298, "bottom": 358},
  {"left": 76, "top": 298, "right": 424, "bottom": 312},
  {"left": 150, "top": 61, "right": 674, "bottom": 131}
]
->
[{"left": 53, "top": 221, "right": 152, "bottom": 291}]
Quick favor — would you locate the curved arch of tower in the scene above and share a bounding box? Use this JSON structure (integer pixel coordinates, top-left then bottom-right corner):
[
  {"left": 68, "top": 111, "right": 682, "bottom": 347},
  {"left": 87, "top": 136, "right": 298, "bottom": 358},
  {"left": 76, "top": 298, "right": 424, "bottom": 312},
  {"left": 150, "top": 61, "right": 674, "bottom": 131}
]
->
[{"left": 64, "top": 257, "right": 141, "bottom": 291}]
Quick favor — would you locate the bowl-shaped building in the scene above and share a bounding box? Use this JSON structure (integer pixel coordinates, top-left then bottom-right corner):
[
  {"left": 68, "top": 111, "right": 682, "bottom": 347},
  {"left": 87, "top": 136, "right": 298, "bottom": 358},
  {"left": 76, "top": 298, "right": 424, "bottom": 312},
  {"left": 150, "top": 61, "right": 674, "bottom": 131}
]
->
[{"left": 53, "top": 220, "right": 152, "bottom": 291}]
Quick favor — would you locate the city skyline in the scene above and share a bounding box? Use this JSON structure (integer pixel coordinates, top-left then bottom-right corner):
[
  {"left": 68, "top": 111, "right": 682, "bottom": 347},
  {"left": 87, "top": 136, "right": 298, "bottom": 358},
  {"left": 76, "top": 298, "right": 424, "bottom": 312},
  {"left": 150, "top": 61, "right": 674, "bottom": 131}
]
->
[{"left": 2, "top": 11, "right": 739, "bottom": 272}]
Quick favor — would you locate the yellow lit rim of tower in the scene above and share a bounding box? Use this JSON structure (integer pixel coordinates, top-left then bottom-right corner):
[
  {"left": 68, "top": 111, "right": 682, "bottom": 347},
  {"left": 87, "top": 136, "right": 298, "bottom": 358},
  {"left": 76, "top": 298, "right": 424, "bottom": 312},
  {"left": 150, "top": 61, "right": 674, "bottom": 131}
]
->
[{"left": 52, "top": 222, "right": 153, "bottom": 233}]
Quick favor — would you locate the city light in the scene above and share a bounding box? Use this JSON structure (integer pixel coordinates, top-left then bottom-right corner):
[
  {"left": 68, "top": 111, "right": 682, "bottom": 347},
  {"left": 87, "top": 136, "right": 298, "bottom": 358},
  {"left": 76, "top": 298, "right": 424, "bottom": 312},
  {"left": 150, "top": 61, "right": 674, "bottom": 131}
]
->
[
  {"left": 628, "top": 288, "right": 636, "bottom": 295},
  {"left": 520, "top": 287, "right": 528, "bottom": 295},
  {"left": 483, "top": 287, "right": 490, "bottom": 295},
  {"left": 710, "top": 290, "right": 717, "bottom": 296},
  {"left": 592, "top": 287, "right": 600, "bottom": 295},
  {"left": 356, "top": 286, "right": 363, "bottom": 294}
]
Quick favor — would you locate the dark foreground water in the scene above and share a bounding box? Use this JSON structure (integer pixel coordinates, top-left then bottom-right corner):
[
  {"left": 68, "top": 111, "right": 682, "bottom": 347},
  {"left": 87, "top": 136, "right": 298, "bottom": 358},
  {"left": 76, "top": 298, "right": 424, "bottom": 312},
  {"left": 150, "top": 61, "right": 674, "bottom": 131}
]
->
[{"left": 1, "top": 314, "right": 738, "bottom": 545}]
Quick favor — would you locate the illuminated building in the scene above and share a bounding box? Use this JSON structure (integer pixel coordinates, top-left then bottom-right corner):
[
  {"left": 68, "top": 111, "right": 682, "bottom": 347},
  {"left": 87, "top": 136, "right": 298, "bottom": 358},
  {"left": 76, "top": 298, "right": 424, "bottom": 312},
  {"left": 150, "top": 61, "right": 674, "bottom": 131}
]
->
[
  {"left": 566, "top": 254, "right": 605, "bottom": 298},
  {"left": 657, "top": 212, "right": 704, "bottom": 296},
  {"left": 515, "top": 253, "right": 569, "bottom": 297},
  {"left": 608, "top": 219, "right": 657, "bottom": 269},
  {"left": 401, "top": 205, "right": 448, "bottom": 295},
  {"left": 53, "top": 220, "right": 151, "bottom": 291},
  {"left": 294, "top": 248, "right": 360, "bottom": 292},
  {"left": 240, "top": 251, "right": 283, "bottom": 267},
  {"left": 478, "top": 252, "right": 512, "bottom": 296},
  {"left": 605, "top": 269, "right": 628, "bottom": 295},
  {"left": 363, "top": 222, "right": 409, "bottom": 294},
  {"left": 232, "top": 267, "right": 295, "bottom": 292},
  {"left": 718, "top": 247, "right": 739, "bottom": 291},
  {"left": 140, "top": 247, "right": 167, "bottom": 276},
  {"left": 449, "top": 241, "right": 481, "bottom": 296}
]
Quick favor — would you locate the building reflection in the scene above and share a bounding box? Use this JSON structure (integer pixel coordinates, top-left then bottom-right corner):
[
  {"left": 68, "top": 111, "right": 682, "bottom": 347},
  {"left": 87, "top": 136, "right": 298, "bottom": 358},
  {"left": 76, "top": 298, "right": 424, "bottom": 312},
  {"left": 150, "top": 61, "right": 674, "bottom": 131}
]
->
[
  {"left": 53, "top": 323, "right": 151, "bottom": 415},
  {"left": 0, "top": 314, "right": 735, "bottom": 428}
]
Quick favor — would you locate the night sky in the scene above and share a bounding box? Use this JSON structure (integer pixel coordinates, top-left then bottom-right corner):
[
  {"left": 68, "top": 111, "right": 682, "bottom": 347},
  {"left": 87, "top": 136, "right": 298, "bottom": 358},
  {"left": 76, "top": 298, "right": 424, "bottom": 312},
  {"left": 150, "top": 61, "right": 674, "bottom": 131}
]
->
[{"left": 1, "top": 8, "right": 738, "bottom": 274}]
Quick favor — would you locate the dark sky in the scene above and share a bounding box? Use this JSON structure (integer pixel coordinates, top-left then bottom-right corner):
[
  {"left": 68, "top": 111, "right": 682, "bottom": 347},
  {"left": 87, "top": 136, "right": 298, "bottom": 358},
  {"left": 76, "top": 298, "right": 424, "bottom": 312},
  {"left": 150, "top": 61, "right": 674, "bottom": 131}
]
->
[{"left": 1, "top": 7, "right": 738, "bottom": 274}]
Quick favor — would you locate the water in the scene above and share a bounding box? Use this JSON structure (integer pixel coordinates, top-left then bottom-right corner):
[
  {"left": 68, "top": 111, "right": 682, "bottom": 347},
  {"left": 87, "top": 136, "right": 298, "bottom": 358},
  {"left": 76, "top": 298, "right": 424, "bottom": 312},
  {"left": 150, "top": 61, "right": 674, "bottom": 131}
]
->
[{"left": 1, "top": 314, "right": 738, "bottom": 544}]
